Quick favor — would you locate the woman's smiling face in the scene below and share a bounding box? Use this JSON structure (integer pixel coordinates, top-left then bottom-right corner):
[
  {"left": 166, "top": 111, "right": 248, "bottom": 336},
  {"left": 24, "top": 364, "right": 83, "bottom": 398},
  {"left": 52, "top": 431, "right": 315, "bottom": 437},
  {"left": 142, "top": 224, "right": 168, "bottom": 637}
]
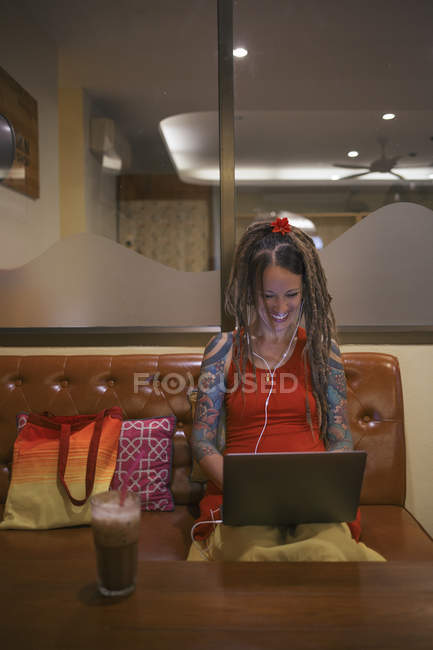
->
[{"left": 256, "top": 264, "right": 303, "bottom": 335}]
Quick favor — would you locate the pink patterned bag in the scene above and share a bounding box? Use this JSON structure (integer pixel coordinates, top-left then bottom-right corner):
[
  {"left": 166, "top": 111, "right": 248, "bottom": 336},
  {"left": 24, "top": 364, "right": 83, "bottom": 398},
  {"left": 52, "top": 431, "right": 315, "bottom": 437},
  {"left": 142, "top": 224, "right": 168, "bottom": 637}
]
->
[{"left": 111, "top": 416, "right": 176, "bottom": 511}]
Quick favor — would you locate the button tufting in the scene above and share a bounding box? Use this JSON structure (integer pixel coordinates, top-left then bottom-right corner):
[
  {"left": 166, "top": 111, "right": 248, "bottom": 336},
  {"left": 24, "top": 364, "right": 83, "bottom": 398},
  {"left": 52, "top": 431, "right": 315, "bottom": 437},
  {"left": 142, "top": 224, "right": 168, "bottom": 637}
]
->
[
  {"left": 107, "top": 379, "right": 116, "bottom": 388},
  {"left": 14, "top": 378, "right": 23, "bottom": 387},
  {"left": 60, "top": 379, "right": 69, "bottom": 388},
  {"left": 362, "top": 415, "right": 371, "bottom": 423}
]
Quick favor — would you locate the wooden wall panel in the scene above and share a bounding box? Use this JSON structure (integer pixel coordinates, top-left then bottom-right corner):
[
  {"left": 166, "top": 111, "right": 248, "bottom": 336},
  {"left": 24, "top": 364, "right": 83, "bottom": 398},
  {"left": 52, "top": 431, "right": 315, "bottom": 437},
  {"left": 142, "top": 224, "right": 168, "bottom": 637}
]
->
[
  {"left": 117, "top": 174, "right": 212, "bottom": 202},
  {"left": 0, "top": 65, "right": 39, "bottom": 199}
]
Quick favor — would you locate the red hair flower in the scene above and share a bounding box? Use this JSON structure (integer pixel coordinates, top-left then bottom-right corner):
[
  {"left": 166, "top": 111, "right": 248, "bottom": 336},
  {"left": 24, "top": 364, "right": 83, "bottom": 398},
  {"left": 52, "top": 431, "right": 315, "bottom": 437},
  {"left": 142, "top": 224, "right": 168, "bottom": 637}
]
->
[{"left": 270, "top": 217, "right": 291, "bottom": 235}]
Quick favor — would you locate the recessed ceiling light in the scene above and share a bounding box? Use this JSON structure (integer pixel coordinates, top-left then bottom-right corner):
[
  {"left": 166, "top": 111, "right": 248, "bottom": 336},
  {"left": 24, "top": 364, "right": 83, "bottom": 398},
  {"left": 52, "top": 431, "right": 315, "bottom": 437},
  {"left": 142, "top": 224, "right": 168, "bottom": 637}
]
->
[
  {"left": 347, "top": 151, "right": 359, "bottom": 158},
  {"left": 429, "top": 173, "right": 433, "bottom": 179},
  {"left": 233, "top": 47, "right": 248, "bottom": 58},
  {"left": 382, "top": 113, "right": 396, "bottom": 120},
  {"left": 331, "top": 174, "right": 340, "bottom": 180}
]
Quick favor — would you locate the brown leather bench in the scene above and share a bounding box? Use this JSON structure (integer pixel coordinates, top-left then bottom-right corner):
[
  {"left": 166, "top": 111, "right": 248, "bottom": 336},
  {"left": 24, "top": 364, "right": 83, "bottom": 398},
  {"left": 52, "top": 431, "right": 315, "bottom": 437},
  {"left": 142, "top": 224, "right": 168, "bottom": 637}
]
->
[{"left": 0, "top": 352, "right": 432, "bottom": 561}]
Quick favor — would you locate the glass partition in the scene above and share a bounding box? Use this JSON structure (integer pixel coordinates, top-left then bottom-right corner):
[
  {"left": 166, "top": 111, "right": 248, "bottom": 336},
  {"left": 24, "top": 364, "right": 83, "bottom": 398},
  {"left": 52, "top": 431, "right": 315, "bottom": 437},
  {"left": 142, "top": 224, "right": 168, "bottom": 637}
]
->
[
  {"left": 233, "top": 0, "right": 433, "bottom": 246},
  {"left": 2, "top": 1, "right": 432, "bottom": 341},
  {"left": 0, "top": 1, "right": 221, "bottom": 339}
]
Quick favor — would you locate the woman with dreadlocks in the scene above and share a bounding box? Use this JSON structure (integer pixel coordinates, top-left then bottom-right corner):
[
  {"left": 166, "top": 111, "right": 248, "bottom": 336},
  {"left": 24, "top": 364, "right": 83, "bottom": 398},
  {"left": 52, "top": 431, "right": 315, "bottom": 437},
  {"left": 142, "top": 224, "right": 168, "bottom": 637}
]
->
[{"left": 188, "top": 217, "right": 385, "bottom": 561}]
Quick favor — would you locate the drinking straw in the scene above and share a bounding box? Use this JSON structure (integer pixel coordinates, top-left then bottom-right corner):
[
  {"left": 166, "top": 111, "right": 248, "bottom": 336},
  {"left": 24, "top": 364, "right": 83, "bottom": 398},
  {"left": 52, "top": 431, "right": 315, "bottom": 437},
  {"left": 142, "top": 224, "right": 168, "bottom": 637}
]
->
[{"left": 119, "top": 454, "right": 142, "bottom": 506}]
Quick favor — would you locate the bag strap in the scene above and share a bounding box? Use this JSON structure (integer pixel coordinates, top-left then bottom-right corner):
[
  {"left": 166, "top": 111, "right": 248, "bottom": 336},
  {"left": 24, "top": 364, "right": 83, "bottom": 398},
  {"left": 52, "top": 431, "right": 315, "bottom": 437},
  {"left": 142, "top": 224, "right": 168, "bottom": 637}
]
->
[{"left": 58, "top": 409, "right": 110, "bottom": 506}]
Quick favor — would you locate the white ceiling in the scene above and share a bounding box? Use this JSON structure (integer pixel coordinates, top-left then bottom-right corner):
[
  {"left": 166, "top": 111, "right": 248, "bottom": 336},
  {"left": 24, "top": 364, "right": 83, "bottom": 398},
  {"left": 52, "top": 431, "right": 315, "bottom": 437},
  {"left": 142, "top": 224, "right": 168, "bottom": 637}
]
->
[
  {"left": 20, "top": 0, "right": 433, "bottom": 184},
  {"left": 160, "top": 109, "right": 433, "bottom": 185}
]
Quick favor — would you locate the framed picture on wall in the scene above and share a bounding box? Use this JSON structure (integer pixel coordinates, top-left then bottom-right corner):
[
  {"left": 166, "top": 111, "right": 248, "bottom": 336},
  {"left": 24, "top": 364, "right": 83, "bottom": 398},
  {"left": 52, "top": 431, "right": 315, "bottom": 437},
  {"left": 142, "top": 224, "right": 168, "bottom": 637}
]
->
[{"left": 0, "top": 65, "right": 39, "bottom": 199}]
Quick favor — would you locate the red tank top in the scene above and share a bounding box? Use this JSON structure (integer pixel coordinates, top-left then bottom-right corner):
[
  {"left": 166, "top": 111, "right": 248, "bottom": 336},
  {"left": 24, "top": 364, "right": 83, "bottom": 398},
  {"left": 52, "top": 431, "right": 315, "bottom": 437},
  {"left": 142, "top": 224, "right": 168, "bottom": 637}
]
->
[
  {"left": 193, "top": 327, "right": 361, "bottom": 543},
  {"left": 224, "top": 327, "right": 325, "bottom": 454}
]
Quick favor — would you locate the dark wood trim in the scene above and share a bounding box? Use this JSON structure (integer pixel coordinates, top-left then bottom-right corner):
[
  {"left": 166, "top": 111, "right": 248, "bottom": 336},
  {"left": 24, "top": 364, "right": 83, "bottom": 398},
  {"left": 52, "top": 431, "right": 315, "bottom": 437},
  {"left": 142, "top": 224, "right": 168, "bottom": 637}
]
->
[
  {"left": 0, "top": 328, "right": 219, "bottom": 348},
  {"left": 1, "top": 327, "right": 431, "bottom": 348},
  {"left": 117, "top": 174, "right": 212, "bottom": 202},
  {"left": 218, "top": 0, "right": 236, "bottom": 332},
  {"left": 337, "top": 330, "right": 433, "bottom": 345}
]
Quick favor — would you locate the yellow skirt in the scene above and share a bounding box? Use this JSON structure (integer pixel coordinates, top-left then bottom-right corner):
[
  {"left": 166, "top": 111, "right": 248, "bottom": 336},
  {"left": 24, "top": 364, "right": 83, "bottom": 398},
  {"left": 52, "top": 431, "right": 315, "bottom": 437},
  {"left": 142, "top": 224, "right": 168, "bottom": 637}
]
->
[{"left": 187, "top": 522, "right": 386, "bottom": 562}]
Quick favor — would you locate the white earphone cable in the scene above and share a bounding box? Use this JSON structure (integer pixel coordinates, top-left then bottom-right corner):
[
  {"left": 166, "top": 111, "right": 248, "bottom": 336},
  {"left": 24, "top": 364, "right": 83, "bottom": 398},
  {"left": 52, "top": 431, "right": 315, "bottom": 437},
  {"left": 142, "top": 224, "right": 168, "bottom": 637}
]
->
[
  {"left": 253, "top": 301, "right": 303, "bottom": 454},
  {"left": 189, "top": 301, "right": 304, "bottom": 556},
  {"left": 190, "top": 512, "right": 223, "bottom": 560}
]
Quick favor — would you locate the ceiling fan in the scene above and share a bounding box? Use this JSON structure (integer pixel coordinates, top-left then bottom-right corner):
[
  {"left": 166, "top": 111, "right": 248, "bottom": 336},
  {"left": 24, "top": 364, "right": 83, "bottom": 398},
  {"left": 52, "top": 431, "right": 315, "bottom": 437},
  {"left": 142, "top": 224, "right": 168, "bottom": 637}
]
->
[{"left": 333, "top": 137, "right": 408, "bottom": 181}]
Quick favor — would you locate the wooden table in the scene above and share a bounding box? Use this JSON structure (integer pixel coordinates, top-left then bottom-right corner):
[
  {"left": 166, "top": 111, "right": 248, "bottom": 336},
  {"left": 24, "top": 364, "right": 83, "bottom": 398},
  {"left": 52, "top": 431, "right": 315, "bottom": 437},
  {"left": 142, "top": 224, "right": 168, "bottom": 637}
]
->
[{"left": 2, "top": 555, "right": 433, "bottom": 649}]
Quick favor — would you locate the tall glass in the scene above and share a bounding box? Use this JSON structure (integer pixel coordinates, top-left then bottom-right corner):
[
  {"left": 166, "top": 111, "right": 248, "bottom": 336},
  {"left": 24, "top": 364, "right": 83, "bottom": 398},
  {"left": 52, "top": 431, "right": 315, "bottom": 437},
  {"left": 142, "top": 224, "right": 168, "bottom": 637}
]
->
[{"left": 90, "top": 490, "right": 141, "bottom": 597}]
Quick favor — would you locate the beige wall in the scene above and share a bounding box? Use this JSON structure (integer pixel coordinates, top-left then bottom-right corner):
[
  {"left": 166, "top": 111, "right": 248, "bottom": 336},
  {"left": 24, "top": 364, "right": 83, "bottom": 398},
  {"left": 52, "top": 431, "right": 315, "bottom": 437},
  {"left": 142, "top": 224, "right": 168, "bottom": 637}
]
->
[
  {"left": 83, "top": 92, "right": 117, "bottom": 241},
  {"left": 58, "top": 88, "right": 87, "bottom": 237},
  {"left": 0, "top": 5, "right": 60, "bottom": 269},
  {"left": 1, "top": 342, "right": 431, "bottom": 539},
  {"left": 58, "top": 88, "right": 117, "bottom": 240},
  {"left": 0, "top": 14, "right": 118, "bottom": 270},
  {"left": 59, "top": 52, "right": 118, "bottom": 241}
]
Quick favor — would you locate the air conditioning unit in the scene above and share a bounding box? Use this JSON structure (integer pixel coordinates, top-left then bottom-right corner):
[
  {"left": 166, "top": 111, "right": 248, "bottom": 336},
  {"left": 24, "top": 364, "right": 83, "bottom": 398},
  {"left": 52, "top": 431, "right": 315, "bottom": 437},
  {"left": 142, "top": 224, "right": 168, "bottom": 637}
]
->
[{"left": 90, "top": 117, "right": 131, "bottom": 172}]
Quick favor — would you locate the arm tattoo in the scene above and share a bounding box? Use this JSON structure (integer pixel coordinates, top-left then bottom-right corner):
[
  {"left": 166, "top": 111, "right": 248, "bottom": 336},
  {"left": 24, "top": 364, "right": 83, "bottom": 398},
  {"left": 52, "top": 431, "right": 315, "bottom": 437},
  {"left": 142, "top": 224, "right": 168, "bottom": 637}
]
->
[
  {"left": 190, "top": 333, "right": 232, "bottom": 463},
  {"left": 326, "top": 340, "right": 354, "bottom": 451},
  {"left": 202, "top": 335, "right": 233, "bottom": 367}
]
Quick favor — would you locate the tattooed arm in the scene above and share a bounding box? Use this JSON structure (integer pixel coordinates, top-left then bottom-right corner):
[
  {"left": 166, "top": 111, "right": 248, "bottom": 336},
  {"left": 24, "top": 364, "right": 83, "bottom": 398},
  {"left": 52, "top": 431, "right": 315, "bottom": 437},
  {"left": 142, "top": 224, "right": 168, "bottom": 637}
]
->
[
  {"left": 190, "top": 332, "right": 233, "bottom": 489},
  {"left": 326, "top": 340, "right": 354, "bottom": 452}
]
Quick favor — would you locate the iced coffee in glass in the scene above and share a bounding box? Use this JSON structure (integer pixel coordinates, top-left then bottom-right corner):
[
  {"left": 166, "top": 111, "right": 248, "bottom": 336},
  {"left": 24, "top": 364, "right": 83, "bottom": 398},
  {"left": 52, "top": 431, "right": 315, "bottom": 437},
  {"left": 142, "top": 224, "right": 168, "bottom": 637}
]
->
[{"left": 90, "top": 490, "right": 141, "bottom": 597}]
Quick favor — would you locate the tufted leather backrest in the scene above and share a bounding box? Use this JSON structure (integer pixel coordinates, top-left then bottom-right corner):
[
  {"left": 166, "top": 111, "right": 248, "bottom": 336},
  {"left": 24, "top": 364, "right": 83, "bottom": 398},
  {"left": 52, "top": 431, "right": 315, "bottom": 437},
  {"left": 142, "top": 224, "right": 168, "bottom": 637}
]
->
[
  {"left": 0, "top": 352, "right": 405, "bottom": 508},
  {"left": 343, "top": 353, "right": 405, "bottom": 506},
  {"left": 0, "top": 354, "right": 204, "bottom": 508}
]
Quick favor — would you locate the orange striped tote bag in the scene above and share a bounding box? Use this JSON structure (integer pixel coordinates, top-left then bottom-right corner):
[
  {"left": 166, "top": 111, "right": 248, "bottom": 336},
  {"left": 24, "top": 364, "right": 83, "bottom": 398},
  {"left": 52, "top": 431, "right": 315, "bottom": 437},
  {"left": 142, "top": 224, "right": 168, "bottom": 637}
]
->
[{"left": 0, "top": 408, "right": 122, "bottom": 529}]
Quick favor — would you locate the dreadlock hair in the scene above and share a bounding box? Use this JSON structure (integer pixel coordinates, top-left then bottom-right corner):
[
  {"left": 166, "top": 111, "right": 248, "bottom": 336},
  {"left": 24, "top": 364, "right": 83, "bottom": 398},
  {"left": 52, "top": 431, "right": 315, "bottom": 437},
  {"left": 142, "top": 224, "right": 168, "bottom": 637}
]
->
[{"left": 224, "top": 220, "right": 337, "bottom": 439}]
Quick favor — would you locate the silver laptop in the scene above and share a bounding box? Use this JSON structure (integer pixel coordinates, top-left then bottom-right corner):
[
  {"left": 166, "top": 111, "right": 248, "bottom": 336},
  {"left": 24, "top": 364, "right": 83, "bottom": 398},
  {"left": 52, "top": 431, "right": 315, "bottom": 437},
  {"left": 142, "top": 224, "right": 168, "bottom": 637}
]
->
[{"left": 223, "top": 451, "right": 366, "bottom": 526}]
